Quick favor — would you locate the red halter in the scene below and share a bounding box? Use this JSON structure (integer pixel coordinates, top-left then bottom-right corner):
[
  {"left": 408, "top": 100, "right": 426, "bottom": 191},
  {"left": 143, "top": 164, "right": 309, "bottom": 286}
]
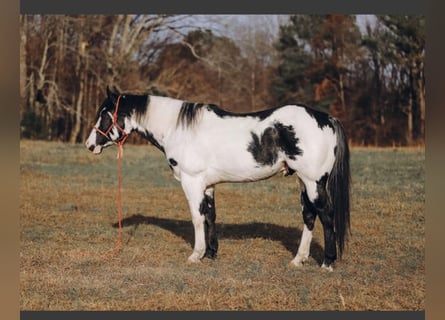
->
[{"left": 94, "top": 95, "right": 129, "bottom": 145}]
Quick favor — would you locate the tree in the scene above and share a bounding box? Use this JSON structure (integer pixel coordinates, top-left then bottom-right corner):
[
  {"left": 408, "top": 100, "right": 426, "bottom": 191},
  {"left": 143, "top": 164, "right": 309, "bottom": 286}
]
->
[
  {"left": 272, "top": 15, "right": 321, "bottom": 106},
  {"left": 149, "top": 29, "right": 254, "bottom": 111},
  {"left": 378, "top": 15, "right": 425, "bottom": 144},
  {"left": 273, "top": 15, "right": 361, "bottom": 118},
  {"left": 227, "top": 15, "right": 284, "bottom": 110},
  {"left": 357, "top": 15, "right": 425, "bottom": 146},
  {"left": 20, "top": 14, "right": 189, "bottom": 142},
  {"left": 273, "top": 14, "right": 425, "bottom": 146},
  {"left": 311, "top": 15, "right": 362, "bottom": 114}
]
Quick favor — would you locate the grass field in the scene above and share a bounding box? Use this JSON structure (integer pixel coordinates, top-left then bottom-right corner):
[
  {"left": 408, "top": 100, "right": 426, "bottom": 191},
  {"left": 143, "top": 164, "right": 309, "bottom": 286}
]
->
[{"left": 20, "top": 140, "right": 425, "bottom": 310}]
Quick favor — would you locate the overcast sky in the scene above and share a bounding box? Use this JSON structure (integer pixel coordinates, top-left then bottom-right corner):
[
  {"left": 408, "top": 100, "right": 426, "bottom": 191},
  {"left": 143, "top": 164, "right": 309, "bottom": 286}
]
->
[
  {"left": 196, "top": 14, "right": 375, "bottom": 33},
  {"left": 179, "top": 15, "right": 377, "bottom": 57}
]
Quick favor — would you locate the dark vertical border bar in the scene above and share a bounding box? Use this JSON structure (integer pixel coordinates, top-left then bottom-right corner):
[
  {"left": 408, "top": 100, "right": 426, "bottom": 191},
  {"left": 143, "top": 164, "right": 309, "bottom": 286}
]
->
[
  {"left": 2, "top": 1, "right": 20, "bottom": 320},
  {"left": 20, "top": 0, "right": 424, "bottom": 14},
  {"left": 426, "top": 1, "right": 444, "bottom": 320}
]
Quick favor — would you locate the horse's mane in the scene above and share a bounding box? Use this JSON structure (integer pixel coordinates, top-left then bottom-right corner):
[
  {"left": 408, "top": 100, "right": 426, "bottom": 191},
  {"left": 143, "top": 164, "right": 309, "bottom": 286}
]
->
[{"left": 177, "top": 102, "right": 206, "bottom": 128}]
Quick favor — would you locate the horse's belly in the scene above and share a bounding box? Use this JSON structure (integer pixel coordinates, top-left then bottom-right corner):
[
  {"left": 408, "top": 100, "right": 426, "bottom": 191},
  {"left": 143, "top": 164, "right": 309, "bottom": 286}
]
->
[
  {"left": 166, "top": 135, "right": 285, "bottom": 184},
  {"left": 206, "top": 156, "right": 284, "bottom": 184}
]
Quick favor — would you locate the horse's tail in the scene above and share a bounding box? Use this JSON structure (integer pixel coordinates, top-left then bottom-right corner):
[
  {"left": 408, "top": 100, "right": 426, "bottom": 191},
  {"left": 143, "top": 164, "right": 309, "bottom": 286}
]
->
[{"left": 328, "top": 117, "right": 351, "bottom": 259}]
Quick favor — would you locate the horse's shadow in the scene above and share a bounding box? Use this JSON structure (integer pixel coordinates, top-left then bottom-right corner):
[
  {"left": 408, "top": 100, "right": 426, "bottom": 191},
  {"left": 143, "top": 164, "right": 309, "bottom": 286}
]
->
[{"left": 114, "top": 214, "right": 325, "bottom": 264}]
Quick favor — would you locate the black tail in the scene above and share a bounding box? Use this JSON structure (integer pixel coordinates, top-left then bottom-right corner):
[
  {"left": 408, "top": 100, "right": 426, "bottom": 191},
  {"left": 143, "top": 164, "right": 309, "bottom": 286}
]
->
[{"left": 328, "top": 117, "right": 351, "bottom": 258}]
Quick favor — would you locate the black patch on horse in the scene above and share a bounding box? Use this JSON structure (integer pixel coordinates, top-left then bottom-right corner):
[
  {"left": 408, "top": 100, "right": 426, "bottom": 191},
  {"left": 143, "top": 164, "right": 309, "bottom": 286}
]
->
[
  {"left": 303, "top": 106, "right": 335, "bottom": 130},
  {"left": 274, "top": 123, "right": 302, "bottom": 160},
  {"left": 313, "top": 173, "right": 330, "bottom": 210},
  {"left": 112, "top": 94, "right": 149, "bottom": 135},
  {"left": 142, "top": 130, "right": 165, "bottom": 153},
  {"left": 119, "top": 94, "right": 149, "bottom": 117},
  {"left": 207, "top": 103, "right": 280, "bottom": 121},
  {"left": 300, "top": 172, "right": 330, "bottom": 230},
  {"left": 177, "top": 102, "right": 205, "bottom": 128},
  {"left": 130, "top": 94, "right": 150, "bottom": 122},
  {"left": 247, "top": 122, "right": 302, "bottom": 166},
  {"left": 199, "top": 193, "right": 218, "bottom": 259},
  {"left": 168, "top": 158, "right": 178, "bottom": 166}
]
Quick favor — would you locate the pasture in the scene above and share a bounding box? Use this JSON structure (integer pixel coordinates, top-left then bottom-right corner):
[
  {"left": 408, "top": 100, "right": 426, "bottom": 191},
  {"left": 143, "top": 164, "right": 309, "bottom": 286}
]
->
[{"left": 20, "top": 140, "right": 425, "bottom": 310}]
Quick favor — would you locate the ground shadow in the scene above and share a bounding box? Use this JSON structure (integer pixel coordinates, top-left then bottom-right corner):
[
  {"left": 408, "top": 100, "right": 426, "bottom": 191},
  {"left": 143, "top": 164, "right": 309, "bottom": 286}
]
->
[{"left": 113, "top": 214, "right": 325, "bottom": 264}]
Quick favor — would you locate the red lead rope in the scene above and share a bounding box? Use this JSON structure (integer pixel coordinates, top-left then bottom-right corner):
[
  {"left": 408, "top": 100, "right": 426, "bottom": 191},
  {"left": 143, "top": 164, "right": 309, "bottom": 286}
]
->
[
  {"left": 106, "top": 95, "right": 127, "bottom": 256},
  {"left": 78, "top": 96, "right": 127, "bottom": 258},
  {"left": 110, "top": 142, "right": 124, "bottom": 257}
]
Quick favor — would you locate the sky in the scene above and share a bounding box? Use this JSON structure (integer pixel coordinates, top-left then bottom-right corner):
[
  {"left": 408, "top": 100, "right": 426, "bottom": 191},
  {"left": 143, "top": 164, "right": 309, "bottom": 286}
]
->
[
  {"left": 194, "top": 14, "right": 376, "bottom": 34},
  {"left": 178, "top": 15, "right": 377, "bottom": 58}
]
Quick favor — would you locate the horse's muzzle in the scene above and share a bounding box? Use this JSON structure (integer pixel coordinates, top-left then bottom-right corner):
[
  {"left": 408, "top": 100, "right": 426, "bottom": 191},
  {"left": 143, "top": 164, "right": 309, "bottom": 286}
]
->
[{"left": 86, "top": 143, "right": 103, "bottom": 154}]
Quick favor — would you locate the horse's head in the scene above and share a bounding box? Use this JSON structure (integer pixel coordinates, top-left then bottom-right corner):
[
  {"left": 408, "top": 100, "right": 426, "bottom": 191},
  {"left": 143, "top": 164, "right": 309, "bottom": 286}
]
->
[{"left": 85, "top": 86, "right": 131, "bottom": 154}]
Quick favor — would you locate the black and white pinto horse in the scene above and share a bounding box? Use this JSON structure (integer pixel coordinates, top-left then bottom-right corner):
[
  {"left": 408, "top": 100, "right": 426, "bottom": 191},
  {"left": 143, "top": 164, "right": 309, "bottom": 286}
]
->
[{"left": 86, "top": 87, "right": 350, "bottom": 271}]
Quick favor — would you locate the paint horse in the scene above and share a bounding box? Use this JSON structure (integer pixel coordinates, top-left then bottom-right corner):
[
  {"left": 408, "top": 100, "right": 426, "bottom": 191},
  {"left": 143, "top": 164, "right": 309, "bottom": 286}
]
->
[{"left": 86, "top": 86, "right": 350, "bottom": 271}]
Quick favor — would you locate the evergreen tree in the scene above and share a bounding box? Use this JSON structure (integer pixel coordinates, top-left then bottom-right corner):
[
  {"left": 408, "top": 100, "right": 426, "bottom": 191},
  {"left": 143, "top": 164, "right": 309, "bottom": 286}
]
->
[
  {"left": 378, "top": 15, "right": 425, "bottom": 144},
  {"left": 273, "top": 15, "right": 361, "bottom": 117}
]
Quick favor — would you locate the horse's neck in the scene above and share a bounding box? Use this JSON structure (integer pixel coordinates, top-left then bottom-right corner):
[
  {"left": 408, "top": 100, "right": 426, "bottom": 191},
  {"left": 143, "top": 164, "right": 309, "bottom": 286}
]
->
[{"left": 134, "top": 95, "right": 183, "bottom": 147}]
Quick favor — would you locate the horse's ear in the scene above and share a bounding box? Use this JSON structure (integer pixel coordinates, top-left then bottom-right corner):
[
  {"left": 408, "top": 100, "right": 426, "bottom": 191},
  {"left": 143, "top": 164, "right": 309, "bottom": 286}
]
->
[
  {"left": 106, "top": 85, "right": 120, "bottom": 99},
  {"left": 106, "top": 85, "right": 112, "bottom": 98},
  {"left": 112, "top": 85, "right": 120, "bottom": 95}
]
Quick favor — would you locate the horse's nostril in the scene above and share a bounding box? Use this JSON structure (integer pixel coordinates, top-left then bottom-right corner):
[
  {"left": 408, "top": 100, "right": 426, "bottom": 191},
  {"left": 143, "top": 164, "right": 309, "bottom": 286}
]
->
[{"left": 88, "top": 144, "right": 95, "bottom": 152}]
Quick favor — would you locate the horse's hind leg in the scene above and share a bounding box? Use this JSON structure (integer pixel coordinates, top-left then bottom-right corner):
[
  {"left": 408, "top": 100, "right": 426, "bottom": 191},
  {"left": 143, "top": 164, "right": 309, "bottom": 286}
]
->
[
  {"left": 291, "top": 175, "right": 336, "bottom": 271},
  {"left": 290, "top": 180, "right": 316, "bottom": 268},
  {"left": 309, "top": 174, "right": 337, "bottom": 271},
  {"left": 202, "top": 187, "right": 218, "bottom": 259}
]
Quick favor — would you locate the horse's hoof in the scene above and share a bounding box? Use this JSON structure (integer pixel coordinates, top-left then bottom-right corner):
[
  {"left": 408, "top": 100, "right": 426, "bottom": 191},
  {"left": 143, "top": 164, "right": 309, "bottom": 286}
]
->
[
  {"left": 204, "top": 250, "right": 217, "bottom": 260},
  {"left": 186, "top": 257, "right": 201, "bottom": 264},
  {"left": 187, "top": 252, "right": 203, "bottom": 264},
  {"left": 289, "top": 254, "right": 308, "bottom": 269},
  {"left": 321, "top": 263, "right": 334, "bottom": 272},
  {"left": 289, "top": 259, "right": 305, "bottom": 269}
]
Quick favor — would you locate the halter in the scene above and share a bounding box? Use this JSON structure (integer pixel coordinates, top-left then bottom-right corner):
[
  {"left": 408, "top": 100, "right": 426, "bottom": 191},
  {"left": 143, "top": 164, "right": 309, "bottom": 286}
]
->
[{"left": 94, "top": 95, "right": 129, "bottom": 145}]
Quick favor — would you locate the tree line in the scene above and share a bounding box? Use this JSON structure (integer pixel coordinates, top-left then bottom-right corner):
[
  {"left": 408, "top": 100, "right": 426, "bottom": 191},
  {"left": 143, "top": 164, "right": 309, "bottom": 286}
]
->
[{"left": 20, "top": 15, "right": 425, "bottom": 146}]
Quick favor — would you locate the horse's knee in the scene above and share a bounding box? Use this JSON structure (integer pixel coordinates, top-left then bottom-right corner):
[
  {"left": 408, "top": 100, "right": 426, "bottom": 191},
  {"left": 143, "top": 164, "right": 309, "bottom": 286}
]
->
[
  {"left": 191, "top": 213, "right": 205, "bottom": 226},
  {"left": 200, "top": 194, "right": 214, "bottom": 217},
  {"left": 301, "top": 190, "right": 316, "bottom": 230}
]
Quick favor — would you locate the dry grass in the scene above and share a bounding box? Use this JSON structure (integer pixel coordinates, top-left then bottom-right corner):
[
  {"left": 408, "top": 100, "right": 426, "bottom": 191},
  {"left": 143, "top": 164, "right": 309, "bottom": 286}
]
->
[{"left": 20, "top": 140, "right": 425, "bottom": 310}]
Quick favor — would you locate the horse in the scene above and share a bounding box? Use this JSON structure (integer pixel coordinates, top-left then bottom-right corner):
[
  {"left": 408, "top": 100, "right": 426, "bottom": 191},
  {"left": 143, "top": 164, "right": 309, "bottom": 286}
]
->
[{"left": 85, "top": 86, "right": 350, "bottom": 271}]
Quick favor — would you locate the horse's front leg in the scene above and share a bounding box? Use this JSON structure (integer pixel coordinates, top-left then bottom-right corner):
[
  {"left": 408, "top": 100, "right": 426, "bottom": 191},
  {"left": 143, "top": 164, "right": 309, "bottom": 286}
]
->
[
  {"left": 203, "top": 186, "right": 218, "bottom": 259},
  {"left": 181, "top": 175, "right": 207, "bottom": 263}
]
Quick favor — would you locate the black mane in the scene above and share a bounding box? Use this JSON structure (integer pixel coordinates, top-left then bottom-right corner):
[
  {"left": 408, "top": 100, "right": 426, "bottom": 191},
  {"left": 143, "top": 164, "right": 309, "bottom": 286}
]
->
[
  {"left": 177, "top": 102, "right": 206, "bottom": 128},
  {"left": 120, "top": 94, "right": 149, "bottom": 118}
]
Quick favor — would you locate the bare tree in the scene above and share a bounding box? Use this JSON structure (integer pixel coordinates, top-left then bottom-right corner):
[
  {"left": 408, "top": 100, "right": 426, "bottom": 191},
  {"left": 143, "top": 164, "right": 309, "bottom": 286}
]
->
[{"left": 229, "top": 15, "right": 284, "bottom": 110}]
